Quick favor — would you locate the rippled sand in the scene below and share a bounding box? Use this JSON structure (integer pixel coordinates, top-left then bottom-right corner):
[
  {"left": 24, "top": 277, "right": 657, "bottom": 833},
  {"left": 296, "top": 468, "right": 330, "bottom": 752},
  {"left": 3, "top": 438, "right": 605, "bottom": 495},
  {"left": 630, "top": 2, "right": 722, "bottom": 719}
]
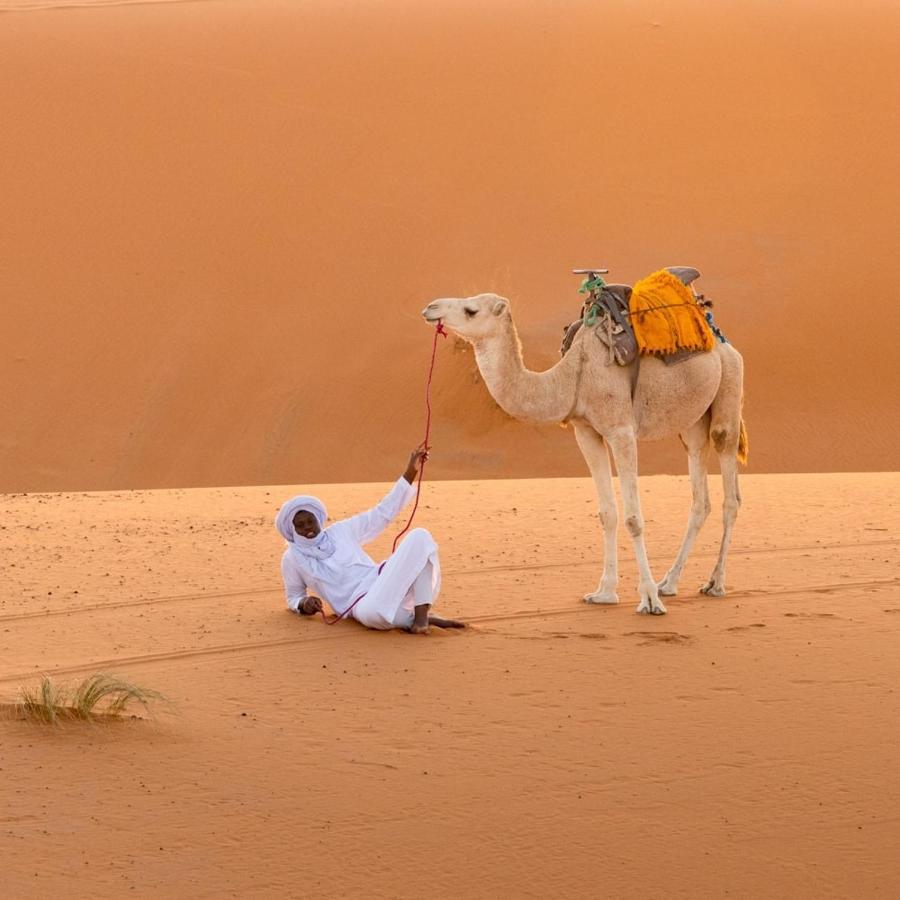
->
[{"left": 2, "top": 474, "right": 899, "bottom": 896}]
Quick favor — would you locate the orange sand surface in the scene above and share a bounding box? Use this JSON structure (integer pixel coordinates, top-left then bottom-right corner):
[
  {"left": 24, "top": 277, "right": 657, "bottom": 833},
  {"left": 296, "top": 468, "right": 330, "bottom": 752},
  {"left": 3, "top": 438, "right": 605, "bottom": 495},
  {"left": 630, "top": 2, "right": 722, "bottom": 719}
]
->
[
  {"left": 2, "top": 473, "right": 899, "bottom": 897},
  {"left": 2, "top": 0, "right": 900, "bottom": 492}
]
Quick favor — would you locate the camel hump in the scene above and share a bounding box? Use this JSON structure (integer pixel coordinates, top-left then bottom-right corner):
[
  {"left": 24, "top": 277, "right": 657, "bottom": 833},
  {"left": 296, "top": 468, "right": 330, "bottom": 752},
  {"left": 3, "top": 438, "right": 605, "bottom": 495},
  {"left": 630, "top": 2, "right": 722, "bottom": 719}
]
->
[{"left": 665, "top": 266, "right": 701, "bottom": 286}]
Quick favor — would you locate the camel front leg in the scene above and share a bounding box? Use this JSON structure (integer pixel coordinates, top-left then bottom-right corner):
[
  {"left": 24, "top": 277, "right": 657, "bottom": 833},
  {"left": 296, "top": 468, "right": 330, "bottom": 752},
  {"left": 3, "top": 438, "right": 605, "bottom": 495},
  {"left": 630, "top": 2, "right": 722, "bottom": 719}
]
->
[
  {"left": 573, "top": 422, "right": 619, "bottom": 605},
  {"left": 659, "top": 417, "right": 711, "bottom": 596},
  {"left": 606, "top": 427, "right": 666, "bottom": 615}
]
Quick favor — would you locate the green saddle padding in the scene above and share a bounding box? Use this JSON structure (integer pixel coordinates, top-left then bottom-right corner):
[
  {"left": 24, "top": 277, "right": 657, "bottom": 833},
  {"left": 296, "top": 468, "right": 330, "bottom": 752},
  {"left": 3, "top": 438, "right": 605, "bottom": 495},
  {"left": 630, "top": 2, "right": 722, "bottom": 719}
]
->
[{"left": 579, "top": 275, "right": 607, "bottom": 327}]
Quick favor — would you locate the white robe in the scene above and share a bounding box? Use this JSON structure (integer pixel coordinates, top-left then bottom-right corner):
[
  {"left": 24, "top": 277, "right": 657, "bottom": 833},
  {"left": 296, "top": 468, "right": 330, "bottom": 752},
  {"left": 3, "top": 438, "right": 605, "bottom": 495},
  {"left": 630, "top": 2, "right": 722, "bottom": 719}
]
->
[{"left": 280, "top": 478, "right": 442, "bottom": 630}]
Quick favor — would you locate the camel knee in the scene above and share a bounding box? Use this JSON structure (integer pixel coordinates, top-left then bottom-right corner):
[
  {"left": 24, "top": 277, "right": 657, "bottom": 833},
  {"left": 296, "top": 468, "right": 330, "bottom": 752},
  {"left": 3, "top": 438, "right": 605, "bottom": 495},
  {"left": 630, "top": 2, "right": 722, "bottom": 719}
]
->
[
  {"left": 710, "top": 424, "right": 739, "bottom": 455},
  {"left": 598, "top": 508, "right": 617, "bottom": 531},
  {"left": 625, "top": 515, "right": 643, "bottom": 538},
  {"left": 691, "top": 498, "right": 712, "bottom": 522}
]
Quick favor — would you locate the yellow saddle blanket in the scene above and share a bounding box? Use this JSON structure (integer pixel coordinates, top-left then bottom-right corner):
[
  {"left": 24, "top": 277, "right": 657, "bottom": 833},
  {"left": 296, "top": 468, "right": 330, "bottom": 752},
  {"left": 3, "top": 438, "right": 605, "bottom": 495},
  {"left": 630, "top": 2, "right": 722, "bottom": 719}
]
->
[{"left": 629, "top": 269, "right": 714, "bottom": 356}]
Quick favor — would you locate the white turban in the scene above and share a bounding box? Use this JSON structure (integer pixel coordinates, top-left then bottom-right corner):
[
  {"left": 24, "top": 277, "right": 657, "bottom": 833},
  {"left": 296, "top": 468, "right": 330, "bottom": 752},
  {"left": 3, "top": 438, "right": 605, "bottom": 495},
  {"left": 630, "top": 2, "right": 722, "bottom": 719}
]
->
[{"left": 274, "top": 495, "right": 328, "bottom": 542}]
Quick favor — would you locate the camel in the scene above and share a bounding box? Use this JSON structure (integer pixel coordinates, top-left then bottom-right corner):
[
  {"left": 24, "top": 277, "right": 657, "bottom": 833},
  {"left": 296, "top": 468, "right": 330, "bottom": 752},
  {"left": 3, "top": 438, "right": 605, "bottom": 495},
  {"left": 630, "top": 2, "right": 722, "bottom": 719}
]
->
[{"left": 422, "top": 280, "right": 747, "bottom": 615}]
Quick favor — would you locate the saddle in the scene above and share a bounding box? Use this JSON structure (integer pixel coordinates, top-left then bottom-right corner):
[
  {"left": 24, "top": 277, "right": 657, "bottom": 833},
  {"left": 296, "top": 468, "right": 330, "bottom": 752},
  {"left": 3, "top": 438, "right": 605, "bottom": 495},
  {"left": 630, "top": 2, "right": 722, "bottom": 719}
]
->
[{"left": 561, "top": 266, "right": 704, "bottom": 366}]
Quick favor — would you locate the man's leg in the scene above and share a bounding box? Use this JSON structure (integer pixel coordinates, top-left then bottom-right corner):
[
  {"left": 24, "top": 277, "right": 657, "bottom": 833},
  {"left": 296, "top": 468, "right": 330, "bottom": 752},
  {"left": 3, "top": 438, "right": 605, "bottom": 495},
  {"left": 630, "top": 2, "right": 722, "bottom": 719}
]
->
[
  {"left": 409, "top": 564, "right": 464, "bottom": 633},
  {"left": 409, "top": 565, "right": 433, "bottom": 633}
]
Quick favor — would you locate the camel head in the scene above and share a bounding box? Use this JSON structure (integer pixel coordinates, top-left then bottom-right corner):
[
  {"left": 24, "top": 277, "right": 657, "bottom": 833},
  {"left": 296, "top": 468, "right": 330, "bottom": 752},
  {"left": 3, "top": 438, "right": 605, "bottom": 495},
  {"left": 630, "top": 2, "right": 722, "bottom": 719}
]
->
[{"left": 421, "top": 293, "right": 510, "bottom": 342}]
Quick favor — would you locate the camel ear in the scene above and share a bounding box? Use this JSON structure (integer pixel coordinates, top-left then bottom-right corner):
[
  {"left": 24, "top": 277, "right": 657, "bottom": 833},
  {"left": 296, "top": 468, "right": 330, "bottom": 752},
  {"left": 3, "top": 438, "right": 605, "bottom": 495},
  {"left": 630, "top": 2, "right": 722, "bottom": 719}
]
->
[{"left": 491, "top": 298, "right": 508, "bottom": 317}]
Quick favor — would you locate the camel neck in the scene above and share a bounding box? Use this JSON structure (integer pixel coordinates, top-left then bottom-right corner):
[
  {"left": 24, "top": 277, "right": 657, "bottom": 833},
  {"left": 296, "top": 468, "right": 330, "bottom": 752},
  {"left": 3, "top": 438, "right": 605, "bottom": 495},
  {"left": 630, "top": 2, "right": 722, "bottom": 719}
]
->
[{"left": 473, "top": 319, "right": 579, "bottom": 424}]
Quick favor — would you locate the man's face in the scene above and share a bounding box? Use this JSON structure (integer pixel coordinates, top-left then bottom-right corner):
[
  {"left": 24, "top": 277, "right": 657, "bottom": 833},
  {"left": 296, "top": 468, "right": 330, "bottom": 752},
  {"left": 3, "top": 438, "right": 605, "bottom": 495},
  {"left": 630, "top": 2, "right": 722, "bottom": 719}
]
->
[{"left": 292, "top": 510, "right": 321, "bottom": 539}]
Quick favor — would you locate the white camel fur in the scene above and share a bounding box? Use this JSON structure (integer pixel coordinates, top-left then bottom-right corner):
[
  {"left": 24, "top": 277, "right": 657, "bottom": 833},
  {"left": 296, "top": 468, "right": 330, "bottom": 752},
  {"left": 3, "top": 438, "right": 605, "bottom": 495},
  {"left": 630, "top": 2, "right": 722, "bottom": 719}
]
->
[{"left": 422, "top": 290, "right": 747, "bottom": 615}]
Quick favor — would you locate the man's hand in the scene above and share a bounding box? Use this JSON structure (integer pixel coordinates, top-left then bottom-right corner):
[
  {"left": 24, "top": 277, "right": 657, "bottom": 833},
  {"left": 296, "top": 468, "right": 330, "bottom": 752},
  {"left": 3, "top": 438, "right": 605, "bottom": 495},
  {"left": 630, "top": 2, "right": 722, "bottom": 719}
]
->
[
  {"left": 300, "top": 596, "right": 323, "bottom": 616},
  {"left": 403, "top": 444, "right": 429, "bottom": 484}
]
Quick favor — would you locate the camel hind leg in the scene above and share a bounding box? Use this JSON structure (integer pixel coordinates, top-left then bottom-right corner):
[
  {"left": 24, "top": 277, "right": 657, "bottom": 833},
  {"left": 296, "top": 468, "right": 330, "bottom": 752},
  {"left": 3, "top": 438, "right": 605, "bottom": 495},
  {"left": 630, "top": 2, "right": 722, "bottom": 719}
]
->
[
  {"left": 658, "top": 414, "right": 711, "bottom": 597},
  {"left": 701, "top": 447, "right": 741, "bottom": 596},
  {"left": 701, "top": 350, "right": 745, "bottom": 597}
]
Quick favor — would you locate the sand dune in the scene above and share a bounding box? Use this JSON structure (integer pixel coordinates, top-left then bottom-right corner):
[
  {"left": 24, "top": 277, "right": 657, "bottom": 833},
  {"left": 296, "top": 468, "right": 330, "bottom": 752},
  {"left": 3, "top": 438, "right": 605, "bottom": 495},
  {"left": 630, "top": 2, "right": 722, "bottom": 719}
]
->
[
  {"left": 1, "top": 473, "right": 899, "bottom": 897},
  {"left": 0, "top": 1, "right": 204, "bottom": 10},
  {"left": 2, "top": 0, "right": 899, "bottom": 492}
]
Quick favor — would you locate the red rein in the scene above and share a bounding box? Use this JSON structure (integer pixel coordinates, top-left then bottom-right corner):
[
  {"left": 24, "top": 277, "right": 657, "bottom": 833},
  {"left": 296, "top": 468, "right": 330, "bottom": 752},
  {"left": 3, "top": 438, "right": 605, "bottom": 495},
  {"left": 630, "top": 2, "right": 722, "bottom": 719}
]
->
[
  {"left": 390, "top": 320, "right": 446, "bottom": 553},
  {"left": 319, "top": 320, "right": 447, "bottom": 625}
]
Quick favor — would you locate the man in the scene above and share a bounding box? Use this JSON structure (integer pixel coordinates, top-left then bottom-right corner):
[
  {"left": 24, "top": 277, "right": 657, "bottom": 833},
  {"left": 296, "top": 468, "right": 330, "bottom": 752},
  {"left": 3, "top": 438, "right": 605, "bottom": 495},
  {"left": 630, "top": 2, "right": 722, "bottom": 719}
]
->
[{"left": 275, "top": 446, "right": 464, "bottom": 634}]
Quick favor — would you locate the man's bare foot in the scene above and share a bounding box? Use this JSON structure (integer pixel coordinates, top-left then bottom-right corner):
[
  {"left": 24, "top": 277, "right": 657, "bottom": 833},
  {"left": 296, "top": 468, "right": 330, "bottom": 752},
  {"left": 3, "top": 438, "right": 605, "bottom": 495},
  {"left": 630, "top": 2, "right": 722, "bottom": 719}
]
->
[
  {"left": 428, "top": 615, "right": 466, "bottom": 629},
  {"left": 409, "top": 604, "right": 430, "bottom": 634}
]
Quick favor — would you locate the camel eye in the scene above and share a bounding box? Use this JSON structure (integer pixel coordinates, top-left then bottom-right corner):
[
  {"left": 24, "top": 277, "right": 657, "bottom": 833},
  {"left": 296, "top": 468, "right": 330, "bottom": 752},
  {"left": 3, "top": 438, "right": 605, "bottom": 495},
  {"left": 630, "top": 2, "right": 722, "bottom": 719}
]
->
[{"left": 464, "top": 307, "right": 478, "bottom": 318}]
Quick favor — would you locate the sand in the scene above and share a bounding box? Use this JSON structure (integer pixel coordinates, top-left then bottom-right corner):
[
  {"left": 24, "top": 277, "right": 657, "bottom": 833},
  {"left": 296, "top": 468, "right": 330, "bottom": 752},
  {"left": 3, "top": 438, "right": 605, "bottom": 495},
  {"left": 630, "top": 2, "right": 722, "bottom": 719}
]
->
[
  {"left": 3, "top": 1, "right": 900, "bottom": 897},
  {"left": 2, "top": 0, "right": 899, "bottom": 492},
  {"left": 2, "top": 473, "right": 899, "bottom": 897}
]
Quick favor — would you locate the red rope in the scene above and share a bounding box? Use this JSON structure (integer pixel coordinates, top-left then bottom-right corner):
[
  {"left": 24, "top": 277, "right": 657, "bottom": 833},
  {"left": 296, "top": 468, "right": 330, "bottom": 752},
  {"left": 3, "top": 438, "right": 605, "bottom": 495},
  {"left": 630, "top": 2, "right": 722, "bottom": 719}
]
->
[
  {"left": 391, "top": 320, "right": 446, "bottom": 553},
  {"left": 318, "top": 561, "right": 385, "bottom": 625},
  {"left": 318, "top": 321, "right": 446, "bottom": 625}
]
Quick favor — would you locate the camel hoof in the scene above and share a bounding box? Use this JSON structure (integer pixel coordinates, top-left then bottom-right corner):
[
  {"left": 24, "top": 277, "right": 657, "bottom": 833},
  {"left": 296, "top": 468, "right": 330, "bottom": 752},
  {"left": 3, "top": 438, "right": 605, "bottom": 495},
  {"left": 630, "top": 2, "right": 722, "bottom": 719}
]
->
[
  {"left": 639, "top": 582, "right": 667, "bottom": 615},
  {"left": 584, "top": 591, "right": 619, "bottom": 605},
  {"left": 658, "top": 580, "right": 678, "bottom": 597},
  {"left": 636, "top": 597, "right": 667, "bottom": 616},
  {"left": 699, "top": 581, "right": 726, "bottom": 598}
]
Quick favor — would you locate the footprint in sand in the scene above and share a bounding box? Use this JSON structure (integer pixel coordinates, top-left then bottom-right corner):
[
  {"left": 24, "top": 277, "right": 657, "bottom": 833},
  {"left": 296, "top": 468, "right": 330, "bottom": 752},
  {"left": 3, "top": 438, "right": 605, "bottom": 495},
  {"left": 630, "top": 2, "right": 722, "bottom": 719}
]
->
[
  {"left": 508, "top": 633, "right": 570, "bottom": 641},
  {"left": 625, "top": 631, "right": 692, "bottom": 645},
  {"left": 784, "top": 612, "right": 840, "bottom": 619},
  {"left": 726, "top": 623, "right": 767, "bottom": 632}
]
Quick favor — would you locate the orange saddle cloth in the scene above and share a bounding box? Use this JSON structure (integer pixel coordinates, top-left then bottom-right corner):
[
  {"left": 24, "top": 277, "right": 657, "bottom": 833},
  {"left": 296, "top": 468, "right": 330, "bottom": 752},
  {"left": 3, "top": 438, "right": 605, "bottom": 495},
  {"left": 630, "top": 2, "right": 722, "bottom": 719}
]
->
[{"left": 629, "top": 269, "right": 715, "bottom": 356}]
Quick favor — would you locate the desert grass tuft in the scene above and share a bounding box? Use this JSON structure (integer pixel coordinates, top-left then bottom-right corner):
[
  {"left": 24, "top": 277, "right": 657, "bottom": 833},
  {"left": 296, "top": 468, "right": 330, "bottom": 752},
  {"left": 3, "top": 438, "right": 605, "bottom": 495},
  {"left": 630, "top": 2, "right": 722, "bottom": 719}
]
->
[
  {"left": 16, "top": 673, "right": 170, "bottom": 725},
  {"left": 19, "top": 676, "right": 69, "bottom": 725},
  {"left": 71, "top": 673, "right": 168, "bottom": 719}
]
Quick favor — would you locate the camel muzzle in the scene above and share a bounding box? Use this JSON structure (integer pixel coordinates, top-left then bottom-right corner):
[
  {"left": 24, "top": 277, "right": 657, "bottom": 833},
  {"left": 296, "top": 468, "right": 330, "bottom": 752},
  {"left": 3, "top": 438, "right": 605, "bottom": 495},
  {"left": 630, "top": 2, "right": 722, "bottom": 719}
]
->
[{"left": 422, "top": 303, "right": 442, "bottom": 323}]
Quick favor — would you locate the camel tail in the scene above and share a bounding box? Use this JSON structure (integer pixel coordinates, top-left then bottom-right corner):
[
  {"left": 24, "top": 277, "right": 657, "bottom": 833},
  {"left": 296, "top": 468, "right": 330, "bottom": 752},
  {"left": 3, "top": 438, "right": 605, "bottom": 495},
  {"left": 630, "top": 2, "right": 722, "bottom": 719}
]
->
[{"left": 737, "top": 418, "right": 749, "bottom": 466}]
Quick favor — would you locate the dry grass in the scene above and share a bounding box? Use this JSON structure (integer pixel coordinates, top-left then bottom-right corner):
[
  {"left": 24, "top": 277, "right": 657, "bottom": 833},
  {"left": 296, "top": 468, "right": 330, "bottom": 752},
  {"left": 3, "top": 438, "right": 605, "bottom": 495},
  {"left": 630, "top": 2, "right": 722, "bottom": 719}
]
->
[
  {"left": 18, "top": 676, "right": 69, "bottom": 725},
  {"left": 14, "top": 673, "right": 169, "bottom": 725}
]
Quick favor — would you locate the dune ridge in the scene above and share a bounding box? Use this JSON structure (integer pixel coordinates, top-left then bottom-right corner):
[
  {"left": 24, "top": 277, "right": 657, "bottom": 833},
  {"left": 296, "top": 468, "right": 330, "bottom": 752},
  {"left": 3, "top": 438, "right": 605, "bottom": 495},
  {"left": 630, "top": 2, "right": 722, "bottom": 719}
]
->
[{"left": 0, "top": 0, "right": 210, "bottom": 11}]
